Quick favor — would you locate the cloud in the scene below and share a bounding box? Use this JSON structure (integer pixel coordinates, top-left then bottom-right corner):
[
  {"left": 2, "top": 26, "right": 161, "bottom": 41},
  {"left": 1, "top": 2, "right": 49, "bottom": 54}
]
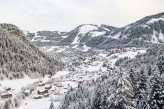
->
[{"left": 0, "top": 0, "right": 163, "bottom": 32}]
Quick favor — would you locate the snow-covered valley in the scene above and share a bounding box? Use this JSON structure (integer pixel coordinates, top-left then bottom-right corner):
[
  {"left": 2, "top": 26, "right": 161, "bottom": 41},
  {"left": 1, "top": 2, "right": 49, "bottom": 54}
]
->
[{"left": 0, "top": 46, "right": 146, "bottom": 109}]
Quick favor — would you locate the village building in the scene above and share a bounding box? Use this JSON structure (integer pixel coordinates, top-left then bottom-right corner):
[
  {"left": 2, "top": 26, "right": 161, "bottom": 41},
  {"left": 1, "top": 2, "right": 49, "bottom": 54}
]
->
[
  {"left": 53, "top": 88, "right": 60, "bottom": 95},
  {"left": 38, "top": 83, "right": 45, "bottom": 87},
  {"left": 56, "top": 82, "right": 62, "bottom": 87},
  {"left": 78, "top": 76, "right": 83, "bottom": 79},
  {"left": 58, "top": 91, "right": 64, "bottom": 96},
  {"left": 47, "top": 75, "right": 52, "bottom": 78},
  {"left": 24, "top": 89, "right": 32, "bottom": 96},
  {"left": 78, "top": 80, "right": 84, "bottom": 84},
  {"left": 43, "top": 93, "right": 49, "bottom": 98},
  {"left": 54, "top": 90, "right": 59, "bottom": 95},
  {"left": 37, "top": 88, "right": 48, "bottom": 95},
  {"left": 53, "top": 82, "right": 58, "bottom": 86},
  {"left": 63, "top": 86, "right": 68, "bottom": 89},
  {"left": 1, "top": 92, "right": 12, "bottom": 99},
  {"left": 72, "top": 79, "right": 78, "bottom": 82},
  {"left": 5, "top": 87, "right": 11, "bottom": 91},
  {"left": 33, "top": 95, "right": 42, "bottom": 99},
  {"left": 45, "top": 84, "right": 52, "bottom": 90},
  {"left": 50, "top": 87, "right": 56, "bottom": 92}
]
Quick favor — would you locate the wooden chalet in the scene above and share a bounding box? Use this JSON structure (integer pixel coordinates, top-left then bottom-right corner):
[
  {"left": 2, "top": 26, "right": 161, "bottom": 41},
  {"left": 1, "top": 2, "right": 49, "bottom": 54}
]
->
[
  {"left": 78, "top": 80, "right": 84, "bottom": 84},
  {"left": 45, "top": 84, "right": 52, "bottom": 90},
  {"left": 53, "top": 82, "right": 58, "bottom": 86},
  {"left": 56, "top": 83, "right": 62, "bottom": 87},
  {"left": 37, "top": 89, "right": 48, "bottom": 95},
  {"left": 24, "top": 89, "right": 32, "bottom": 96},
  {"left": 54, "top": 91, "right": 59, "bottom": 95},
  {"left": 1, "top": 92, "right": 12, "bottom": 99},
  {"left": 5, "top": 87, "right": 11, "bottom": 91},
  {"left": 43, "top": 93, "right": 49, "bottom": 98},
  {"left": 38, "top": 83, "right": 45, "bottom": 87},
  {"left": 33, "top": 95, "right": 42, "bottom": 99}
]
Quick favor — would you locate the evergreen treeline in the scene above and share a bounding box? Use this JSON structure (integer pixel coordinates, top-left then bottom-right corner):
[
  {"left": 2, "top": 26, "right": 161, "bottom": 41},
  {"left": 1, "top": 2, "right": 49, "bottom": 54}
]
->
[{"left": 0, "top": 23, "right": 64, "bottom": 80}]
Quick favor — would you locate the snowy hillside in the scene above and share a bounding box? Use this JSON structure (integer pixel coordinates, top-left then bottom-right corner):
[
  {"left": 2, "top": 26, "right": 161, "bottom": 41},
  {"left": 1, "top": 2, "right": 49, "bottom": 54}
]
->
[
  {"left": 0, "top": 23, "right": 64, "bottom": 79},
  {"left": 96, "top": 12, "right": 164, "bottom": 49},
  {"left": 58, "top": 12, "right": 164, "bottom": 49},
  {"left": 58, "top": 24, "right": 110, "bottom": 47},
  {"left": 71, "top": 25, "right": 99, "bottom": 44},
  {"left": 26, "top": 31, "right": 67, "bottom": 46}
]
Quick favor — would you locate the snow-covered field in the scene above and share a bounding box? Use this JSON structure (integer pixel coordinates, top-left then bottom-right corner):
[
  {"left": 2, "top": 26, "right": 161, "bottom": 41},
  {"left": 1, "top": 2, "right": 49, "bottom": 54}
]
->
[
  {"left": 0, "top": 70, "right": 77, "bottom": 109},
  {"left": 17, "top": 98, "right": 54, "bottom": 109},
  {"left": 0, "top": 77, "right": 38, "bottom": 93}
]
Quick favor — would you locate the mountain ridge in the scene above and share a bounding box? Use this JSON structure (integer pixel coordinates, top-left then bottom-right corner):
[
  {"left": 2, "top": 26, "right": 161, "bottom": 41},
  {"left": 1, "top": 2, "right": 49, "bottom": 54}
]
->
[
  {"left": 59, "top": 12, "right": 164, "bottom": 49},
  {"left": 26, "top": 12, "right": 164, "bottom": 49}
]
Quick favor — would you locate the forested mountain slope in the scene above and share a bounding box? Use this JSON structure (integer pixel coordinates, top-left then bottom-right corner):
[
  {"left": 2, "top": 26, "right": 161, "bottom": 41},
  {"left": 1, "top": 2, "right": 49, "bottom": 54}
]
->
[{"left": 0, "top": 23, "right": 64, "bottom": 80}]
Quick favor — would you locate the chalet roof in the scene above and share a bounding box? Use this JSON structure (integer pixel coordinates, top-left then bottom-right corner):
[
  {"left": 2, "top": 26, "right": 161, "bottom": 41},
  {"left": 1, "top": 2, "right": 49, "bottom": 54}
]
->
[
  {"left": 37, "top": 88, "right": 46, "bottom": 93},
  {"left": 24, "top": 90, "right": 31, "bottom": 93},
  {"left": 1, "top": 91, "right": 12, "bottom": 96},
  {"left": 45, "top": 84, "right": 51, "bottom": 88},
  {"left": 33, "top": 94, "right": 42, "bottom": 98}
]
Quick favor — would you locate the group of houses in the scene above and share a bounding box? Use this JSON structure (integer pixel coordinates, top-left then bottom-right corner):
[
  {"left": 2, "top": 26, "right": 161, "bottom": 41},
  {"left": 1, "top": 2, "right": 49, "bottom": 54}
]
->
[{"left": 32, "top": 80, "right": 71, "bottom": 99}]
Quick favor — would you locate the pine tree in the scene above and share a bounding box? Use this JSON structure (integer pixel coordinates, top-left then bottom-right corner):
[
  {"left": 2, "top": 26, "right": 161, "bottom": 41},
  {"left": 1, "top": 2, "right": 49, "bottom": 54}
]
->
[
  {"left": 92, "top": 84, "right": 107, "bottom": 109},
  {"left": 129, "top": 68, "right": 139, "bottom": 99},
  {"left": 14, "top": 97, "right": 20, "bottom": 107},
  {"left": 4, "top": 101, "right": 11, "bottom": 109},
  {"left": 49, "top": 102, "right": 54, "bottom": 109},
  {"left": 157, "top": 55, "right": 164, "bottom": 75},
  {"left": 136, "top": 69, "right": 148, "bottom": 109},
  {"left": 149, "top": 75, "right": 164, "bottom": 109},
  {"left": 108, "top": 68, "right": 135, "bottom": 109}
]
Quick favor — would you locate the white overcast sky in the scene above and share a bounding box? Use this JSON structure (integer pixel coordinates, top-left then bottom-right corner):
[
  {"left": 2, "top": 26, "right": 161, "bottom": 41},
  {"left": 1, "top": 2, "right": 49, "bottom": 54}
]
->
[{"left": 0, "top": 0, "right": 164, "bottom": 32}]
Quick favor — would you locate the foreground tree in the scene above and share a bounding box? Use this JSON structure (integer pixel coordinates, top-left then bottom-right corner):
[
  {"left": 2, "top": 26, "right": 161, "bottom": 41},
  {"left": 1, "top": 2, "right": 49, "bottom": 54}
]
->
[{"left": 49, "top": 102, "right": 54, "bottom": 109}]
